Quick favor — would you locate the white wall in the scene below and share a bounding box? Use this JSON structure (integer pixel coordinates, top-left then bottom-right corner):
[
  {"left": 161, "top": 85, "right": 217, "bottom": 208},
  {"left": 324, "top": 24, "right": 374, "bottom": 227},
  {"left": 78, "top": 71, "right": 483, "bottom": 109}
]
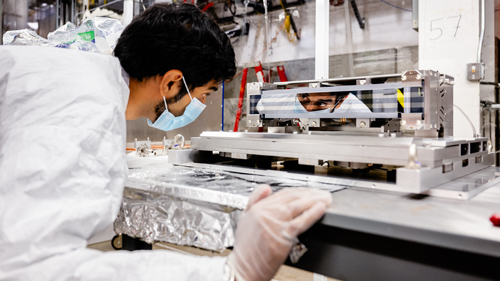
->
[
  {"left": 418, "top": 0, "right": 481, "bottom": 139},
  {"left": 229, "top": 0, "right": 418, "bottom": 67}
]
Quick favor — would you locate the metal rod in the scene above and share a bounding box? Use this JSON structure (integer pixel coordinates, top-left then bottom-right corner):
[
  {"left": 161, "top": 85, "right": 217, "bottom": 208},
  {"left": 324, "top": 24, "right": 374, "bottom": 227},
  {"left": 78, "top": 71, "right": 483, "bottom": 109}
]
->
[
  {"left": 263, "top": 0, "right": 270, "bottom": 82},
  {"left": 274, "top": 73, "right": 401, "bottom": 86},
  {"left": 489, "top": 107, "right": 492, "bottom": 146},
  {"left": 56, "top": 0, "right": 59, "bottom": 28},
  {"left": 71, "top": 0, "right": 75, "bottom": 25},
  {"left": 477, "top": 0, "right": 485, "bottom": 63},
  {"left": 62, "top": 1, "right": 66, "bottom": 24},
  {"left": 123, "top": 0, "right": 134, "bottom": 25},
  {"left": 0, "top": 0, "right": 3, "bottom": 45},
  {"left": 344, "top": 1, "right": 354, "bottom": 76},
  {"left": 315, "top": 0, "right": 329, "bottom": 80},
  {"left": 221, "top": 81, "right": 225, "bottom": 132}
]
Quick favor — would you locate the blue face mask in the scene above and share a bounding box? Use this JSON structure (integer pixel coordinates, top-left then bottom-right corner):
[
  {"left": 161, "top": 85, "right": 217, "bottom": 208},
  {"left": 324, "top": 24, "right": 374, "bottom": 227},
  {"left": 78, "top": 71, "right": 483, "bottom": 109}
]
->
[{"left": 147, "top": 76, "right": 207, "bottom": 131}]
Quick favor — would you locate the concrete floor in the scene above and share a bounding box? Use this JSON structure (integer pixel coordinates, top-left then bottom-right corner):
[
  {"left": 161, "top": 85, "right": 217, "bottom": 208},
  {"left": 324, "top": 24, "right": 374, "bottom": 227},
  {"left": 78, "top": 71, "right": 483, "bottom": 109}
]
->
[{"left": 88, "top": 238, "right": 339, "bottom": 281}]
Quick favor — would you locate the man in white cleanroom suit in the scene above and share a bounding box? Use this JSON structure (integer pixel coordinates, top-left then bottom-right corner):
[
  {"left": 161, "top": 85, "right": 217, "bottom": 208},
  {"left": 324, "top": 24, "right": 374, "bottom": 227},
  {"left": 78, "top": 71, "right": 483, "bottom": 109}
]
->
[{"left": 0, "top": 3, "right": 331, "bottom": 281}]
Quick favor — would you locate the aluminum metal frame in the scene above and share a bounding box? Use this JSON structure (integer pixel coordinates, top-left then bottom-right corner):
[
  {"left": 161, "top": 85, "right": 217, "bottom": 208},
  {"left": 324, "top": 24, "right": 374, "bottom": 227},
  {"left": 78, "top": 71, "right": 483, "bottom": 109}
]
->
[
  {"left": 248, "top": 70, "right": 454, "bottom": 136},
  {"left": 198, "top": 71, "right": 493, "bottom": 197},
  {"left": 191, "top": 131, "right": 494, "bottom": 195}
]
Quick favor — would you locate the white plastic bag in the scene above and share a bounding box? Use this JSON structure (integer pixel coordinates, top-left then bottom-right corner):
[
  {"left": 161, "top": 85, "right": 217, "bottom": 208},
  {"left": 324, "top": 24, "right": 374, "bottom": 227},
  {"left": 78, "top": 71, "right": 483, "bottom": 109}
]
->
[{"left": 3, "top": 17, "right": 124, "bottom": 55}]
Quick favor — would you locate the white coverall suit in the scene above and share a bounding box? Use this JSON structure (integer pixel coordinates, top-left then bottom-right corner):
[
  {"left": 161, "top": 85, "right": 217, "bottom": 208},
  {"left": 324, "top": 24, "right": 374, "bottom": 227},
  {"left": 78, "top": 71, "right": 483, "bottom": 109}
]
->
[{"left": 0, "top": 46, "right": 225, "bottom": 281}]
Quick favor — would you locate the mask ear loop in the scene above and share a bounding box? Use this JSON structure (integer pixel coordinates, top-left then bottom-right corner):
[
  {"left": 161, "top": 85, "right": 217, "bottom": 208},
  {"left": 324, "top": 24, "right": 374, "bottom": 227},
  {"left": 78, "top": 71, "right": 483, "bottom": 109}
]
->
[
  {"left": 181, "top": 76, "right": 193, "bottom": 101},
  {"left": 163, "top": 96, "right": 168, "bottom": 110}
]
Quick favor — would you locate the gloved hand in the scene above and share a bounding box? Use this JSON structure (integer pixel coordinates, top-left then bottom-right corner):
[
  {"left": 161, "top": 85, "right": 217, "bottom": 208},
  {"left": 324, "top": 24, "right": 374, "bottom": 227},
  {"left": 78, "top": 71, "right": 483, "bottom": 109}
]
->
[{"left": 228, "top": 185, "right": 332, "bottom": 281}]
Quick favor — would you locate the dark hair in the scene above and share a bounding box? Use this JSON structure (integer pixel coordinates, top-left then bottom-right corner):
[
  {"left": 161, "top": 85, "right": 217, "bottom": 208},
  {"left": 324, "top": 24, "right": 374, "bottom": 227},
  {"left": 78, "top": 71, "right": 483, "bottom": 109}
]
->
[{"left": 114, "top": 3, "right": 236, "bottom": 102}]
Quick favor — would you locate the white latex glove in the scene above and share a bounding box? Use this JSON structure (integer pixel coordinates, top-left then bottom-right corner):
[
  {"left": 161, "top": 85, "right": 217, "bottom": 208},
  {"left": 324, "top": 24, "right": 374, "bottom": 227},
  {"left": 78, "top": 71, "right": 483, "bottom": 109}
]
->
[{"left": 229, "top": 185, "right": 332, "bottom": 281}]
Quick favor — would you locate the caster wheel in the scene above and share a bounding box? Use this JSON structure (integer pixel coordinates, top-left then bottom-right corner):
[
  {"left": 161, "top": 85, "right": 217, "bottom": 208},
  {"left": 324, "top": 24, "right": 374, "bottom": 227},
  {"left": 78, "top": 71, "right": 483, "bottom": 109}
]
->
[{"left": 111, "top": 234, "right": 122, "bottom": 250}]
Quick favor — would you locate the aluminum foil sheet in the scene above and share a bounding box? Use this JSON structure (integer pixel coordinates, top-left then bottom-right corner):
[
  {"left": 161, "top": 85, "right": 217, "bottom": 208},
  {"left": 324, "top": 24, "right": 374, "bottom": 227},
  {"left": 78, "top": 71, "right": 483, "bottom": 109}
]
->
[
  {"left": 115, "top": 166, "right": 343, "bottom": 251},
  {"left": 125, "top": 168, "right": 253, "bottom": 209},
  {"left": 115, "top": 186, "right": 240, "bottom": 251}
]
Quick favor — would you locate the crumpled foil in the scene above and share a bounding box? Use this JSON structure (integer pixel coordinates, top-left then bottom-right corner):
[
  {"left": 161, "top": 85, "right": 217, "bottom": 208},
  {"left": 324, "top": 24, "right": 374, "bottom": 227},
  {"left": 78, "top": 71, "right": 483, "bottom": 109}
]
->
[
  {"left": 115, "top": 167, "right": 256, "bottom": 251},
  {"left": 115, "top": 186, "right": 241, "bottom": 251},
  {"left": 115, "top": 166, "right": 343, "bottom": 252}
]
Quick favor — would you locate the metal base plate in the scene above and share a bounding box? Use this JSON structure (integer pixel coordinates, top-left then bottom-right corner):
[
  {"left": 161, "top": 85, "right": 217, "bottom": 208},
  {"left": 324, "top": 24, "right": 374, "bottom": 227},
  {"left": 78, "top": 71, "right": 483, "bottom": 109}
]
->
[{"left": 177, "top": 162, "right": 498, "bottom": 200}]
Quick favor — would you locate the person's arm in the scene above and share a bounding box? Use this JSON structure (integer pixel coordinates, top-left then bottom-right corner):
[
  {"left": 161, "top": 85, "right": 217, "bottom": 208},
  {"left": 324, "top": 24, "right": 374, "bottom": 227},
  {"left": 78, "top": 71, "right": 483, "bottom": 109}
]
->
[
  {"left": 229, "top": 185, "right": 332, "bottom": 281},
  {"left": 0, "top": 46, "right": 227, "bottom": 281},
  {"left": 74, "top": 249, "right": 226, "bottom": 281}
]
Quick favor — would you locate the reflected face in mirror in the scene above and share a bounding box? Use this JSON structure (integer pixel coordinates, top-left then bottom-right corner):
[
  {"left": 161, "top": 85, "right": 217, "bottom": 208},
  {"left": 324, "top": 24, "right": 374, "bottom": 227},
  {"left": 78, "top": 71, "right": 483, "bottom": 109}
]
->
[{"left": 297, "top": 93, "right": 339, "bottom": 112}]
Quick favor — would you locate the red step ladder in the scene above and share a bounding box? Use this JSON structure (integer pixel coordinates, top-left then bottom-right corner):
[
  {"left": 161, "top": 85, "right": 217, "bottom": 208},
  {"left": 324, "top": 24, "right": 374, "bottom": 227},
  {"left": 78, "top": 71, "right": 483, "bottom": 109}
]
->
[{"left": 233, "top": 63, "right": 288, "bottom": 132}]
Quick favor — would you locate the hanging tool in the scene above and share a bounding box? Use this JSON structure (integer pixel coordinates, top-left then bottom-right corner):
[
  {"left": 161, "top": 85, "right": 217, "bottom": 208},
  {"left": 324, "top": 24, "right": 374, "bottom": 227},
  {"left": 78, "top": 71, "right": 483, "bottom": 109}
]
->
[
  {"left": 279, "top": 0, "right": 300, "bottom": 40},
  {"left": 349, "top": 0, "right": 365, "bottom": 29}
]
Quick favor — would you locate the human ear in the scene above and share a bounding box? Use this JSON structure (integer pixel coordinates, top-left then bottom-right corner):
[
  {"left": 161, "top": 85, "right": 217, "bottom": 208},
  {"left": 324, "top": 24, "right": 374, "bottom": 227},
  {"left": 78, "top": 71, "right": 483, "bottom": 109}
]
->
[{"left": 159, "top": 69, "right": 183, "bottom": 99}]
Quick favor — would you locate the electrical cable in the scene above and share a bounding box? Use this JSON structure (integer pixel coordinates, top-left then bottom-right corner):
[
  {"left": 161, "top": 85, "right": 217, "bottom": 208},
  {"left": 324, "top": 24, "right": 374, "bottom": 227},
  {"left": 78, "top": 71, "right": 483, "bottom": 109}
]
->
[
  {"left": 252, "top": 20, "right": 285, "bottom": 61},
  {"left": 229, "top": 0, "right": 236, "bottom": 15},
  {"left": 232, "top": 69, "right": 243, "bottom": 80},
  {"left": 379, "top": 0, "right": 411, "bottom": 12},
  {"left": 454, "top": 104, "right": 478, "bottom": 137},
  {"left": 482, "top": 122, "right": 496, "bottom": 130}
]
